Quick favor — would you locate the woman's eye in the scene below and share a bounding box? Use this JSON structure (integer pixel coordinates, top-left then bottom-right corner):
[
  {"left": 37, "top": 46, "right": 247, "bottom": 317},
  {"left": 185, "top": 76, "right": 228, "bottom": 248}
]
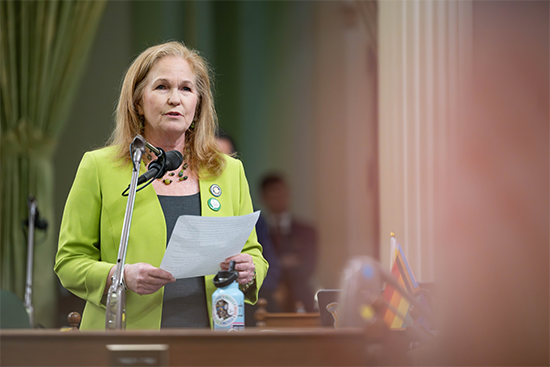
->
[
  {"left": 182, "top": 86, "right": 191, "bottom": 92},
  {"left": 156, "top": 85, "right": 166, "bottom": 90}
]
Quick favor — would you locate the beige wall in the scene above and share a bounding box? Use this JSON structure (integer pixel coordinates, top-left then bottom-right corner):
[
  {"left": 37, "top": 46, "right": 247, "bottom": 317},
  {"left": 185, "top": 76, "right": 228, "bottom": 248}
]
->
[{"left": 312, "top": 1, "right": 379, "bottom": 289}]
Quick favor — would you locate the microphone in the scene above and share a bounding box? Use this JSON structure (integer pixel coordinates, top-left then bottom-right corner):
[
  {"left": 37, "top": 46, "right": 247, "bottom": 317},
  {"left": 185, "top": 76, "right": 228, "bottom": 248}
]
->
[
  {"left": 22, "top": 196, "right": 48, "bottom": 230},
  {"left": 33, "top": 208, "right": 48, "bottom": 230},
  {"left": 137, "top": 150, "right": 184, "bottom": 185}
]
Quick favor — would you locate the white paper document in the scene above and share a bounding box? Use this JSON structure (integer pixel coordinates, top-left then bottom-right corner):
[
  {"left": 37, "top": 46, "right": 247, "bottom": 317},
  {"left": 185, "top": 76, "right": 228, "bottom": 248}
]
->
[{"left": 159, "top": 211, "right": 260, "bottom": 279}]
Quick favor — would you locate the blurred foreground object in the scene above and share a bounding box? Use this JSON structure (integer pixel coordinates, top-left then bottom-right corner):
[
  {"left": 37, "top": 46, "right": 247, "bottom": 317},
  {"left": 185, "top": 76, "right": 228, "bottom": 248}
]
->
[
  {"left": 378, "top": 0, "right": 548, "bottom": 364},
  {"left": 337, "top": 256, "right": 434, "bottom": 365},
  {"left": 432, "top": 2, "right": 549, "bottom": 365},
  {"left": 338, "top": 256, "right": 432, "bottom": 330}
]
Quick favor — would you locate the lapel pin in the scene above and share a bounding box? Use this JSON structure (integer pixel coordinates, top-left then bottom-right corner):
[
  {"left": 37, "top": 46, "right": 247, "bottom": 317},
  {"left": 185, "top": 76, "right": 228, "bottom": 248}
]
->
[
  {"left": 210, "top": 184, "right": 222, "bottom": 197},
  {"left": 208, "top": 198, "right": 221, "bottom": 211}
]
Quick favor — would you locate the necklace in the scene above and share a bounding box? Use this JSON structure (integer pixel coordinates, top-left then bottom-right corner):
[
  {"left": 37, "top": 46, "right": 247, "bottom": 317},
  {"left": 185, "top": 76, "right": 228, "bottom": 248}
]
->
[
  {"left": 160, "top": 161, "right": 189, "bottom": 185},
  {"left": 146, "top": 152, "right": 189, "bottom": 185}
]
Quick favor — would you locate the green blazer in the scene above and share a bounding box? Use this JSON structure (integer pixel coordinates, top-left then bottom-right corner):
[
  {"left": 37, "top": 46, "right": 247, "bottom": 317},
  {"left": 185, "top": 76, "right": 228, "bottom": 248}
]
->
[{"left": 54, "top": 146, "right": 267, "bottom": 330}]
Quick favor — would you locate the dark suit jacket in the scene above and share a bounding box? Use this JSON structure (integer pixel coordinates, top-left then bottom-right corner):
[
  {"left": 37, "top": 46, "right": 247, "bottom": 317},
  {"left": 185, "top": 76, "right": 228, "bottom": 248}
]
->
[{"left": 270, "top": 218, "right": 317, "bottom": 311}]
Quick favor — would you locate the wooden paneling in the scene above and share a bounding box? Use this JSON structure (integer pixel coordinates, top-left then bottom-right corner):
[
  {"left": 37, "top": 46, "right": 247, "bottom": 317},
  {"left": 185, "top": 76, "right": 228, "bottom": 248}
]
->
[{"left": 1, "top": 328, "right": 370, "bottom": 366}]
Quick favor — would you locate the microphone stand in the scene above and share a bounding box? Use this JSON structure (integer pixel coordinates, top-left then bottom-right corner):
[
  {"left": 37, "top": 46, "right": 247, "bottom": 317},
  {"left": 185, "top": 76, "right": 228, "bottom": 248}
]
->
[
  {"left": 105, "top": 135, "right": 146, "bottom": 330},
  {"left": 24, "top": 196, "right": 38, "bottom": 328}
]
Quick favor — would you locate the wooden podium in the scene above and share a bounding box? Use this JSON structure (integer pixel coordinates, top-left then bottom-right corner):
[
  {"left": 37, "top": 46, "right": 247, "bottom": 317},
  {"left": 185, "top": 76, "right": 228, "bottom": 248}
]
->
[{"left": 0, "top": 327, "right": 374, "bottom": 366}]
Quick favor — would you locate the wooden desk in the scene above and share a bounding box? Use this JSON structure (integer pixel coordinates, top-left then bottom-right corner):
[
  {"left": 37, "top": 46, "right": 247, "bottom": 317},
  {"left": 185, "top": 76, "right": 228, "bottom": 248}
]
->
[
  {"left": 256, "top": 312, "right": 321, "bottom": 328},
  {"left": 0, "top": 327, "right": 372, "bottom": 366}
]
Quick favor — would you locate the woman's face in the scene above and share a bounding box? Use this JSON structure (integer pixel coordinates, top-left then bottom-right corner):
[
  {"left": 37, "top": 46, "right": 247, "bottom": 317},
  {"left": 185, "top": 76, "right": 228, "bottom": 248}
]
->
[{"left": 138, "top": 55, "right": 199, "bottom": 142}]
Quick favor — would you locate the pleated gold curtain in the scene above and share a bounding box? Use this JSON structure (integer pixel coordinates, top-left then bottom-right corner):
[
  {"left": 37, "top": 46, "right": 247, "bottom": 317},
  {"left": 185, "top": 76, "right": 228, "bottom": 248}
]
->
[{"left": 0, "top": 0, "right": 106, "bottom": 327}]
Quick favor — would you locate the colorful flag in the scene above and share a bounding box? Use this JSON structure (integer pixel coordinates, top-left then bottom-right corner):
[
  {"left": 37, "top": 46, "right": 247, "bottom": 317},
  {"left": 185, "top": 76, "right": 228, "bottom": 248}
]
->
[{"left": 382, "top": 235, "right": 431, "bottom": 330}]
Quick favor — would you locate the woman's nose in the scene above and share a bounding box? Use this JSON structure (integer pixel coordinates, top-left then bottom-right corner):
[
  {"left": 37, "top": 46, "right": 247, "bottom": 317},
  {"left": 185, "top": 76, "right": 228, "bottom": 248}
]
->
[{"left": 168, "top": 89, "right": 181, "bottom": 105}]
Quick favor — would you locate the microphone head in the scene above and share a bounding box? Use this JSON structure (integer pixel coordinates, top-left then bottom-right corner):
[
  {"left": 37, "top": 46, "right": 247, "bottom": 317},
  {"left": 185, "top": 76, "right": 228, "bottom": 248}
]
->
[{"left": 165, "top": 150, "right": 184, "bottom": 171}]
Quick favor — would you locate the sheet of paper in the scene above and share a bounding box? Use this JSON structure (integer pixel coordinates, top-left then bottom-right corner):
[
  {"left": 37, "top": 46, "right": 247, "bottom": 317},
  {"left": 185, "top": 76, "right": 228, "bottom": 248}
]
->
[{"left": 159, "top": 211, "right": 260, "bottom": 279}]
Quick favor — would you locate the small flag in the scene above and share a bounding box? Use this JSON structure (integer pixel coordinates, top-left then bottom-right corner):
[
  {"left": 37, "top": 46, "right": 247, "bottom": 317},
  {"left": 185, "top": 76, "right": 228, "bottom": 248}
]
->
[{"left": 382, "top": 235, "right": 431, "bottom": 330}]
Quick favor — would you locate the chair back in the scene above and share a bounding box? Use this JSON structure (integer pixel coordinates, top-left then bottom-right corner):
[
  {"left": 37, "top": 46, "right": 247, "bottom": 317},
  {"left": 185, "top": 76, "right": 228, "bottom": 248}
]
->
[{"left": 0, "top": 290, "right": 31, "bottom": 329}]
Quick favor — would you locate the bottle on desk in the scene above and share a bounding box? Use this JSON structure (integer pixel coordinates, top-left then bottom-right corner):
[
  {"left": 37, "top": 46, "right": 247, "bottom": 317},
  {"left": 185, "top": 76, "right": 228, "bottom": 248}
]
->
[{"left": 212, "top": 261, "right": 244, "bottom": 331}]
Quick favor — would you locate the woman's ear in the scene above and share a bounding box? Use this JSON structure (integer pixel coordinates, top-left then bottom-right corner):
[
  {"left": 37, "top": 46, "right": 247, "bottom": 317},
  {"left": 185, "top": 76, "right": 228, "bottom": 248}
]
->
[{"left": 136, "top": 101, "right": 143, "bottom": 115}]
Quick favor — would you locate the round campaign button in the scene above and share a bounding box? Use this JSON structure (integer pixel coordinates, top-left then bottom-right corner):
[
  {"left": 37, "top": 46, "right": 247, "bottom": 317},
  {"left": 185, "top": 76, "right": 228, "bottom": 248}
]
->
[
  {"left": 210, "top": 184, "right": 222, "bottom": 197},
  {"left": 208, "top": 198, "right": 221, "bottom": 211}
]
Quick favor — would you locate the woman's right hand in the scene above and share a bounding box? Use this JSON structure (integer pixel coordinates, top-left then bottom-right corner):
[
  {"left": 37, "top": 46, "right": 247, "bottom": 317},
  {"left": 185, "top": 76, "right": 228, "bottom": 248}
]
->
[{"left": 124, "top": 263, "right": 175, "bottom": 295}]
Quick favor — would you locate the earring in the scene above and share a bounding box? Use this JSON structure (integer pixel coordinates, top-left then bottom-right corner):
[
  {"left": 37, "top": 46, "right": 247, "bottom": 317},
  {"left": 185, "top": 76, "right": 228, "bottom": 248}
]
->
[
  {"left": 190, "top": 121, "right": 195, "bottom": 129},
  {"left": 138, "top": 115, "right": 145, "bottom": 130}
]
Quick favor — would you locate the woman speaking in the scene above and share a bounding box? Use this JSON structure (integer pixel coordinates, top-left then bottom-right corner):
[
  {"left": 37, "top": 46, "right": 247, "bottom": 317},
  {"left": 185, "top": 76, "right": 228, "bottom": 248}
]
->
[{"left": 54, "top": 41, "right": 268, "bottom": 330}]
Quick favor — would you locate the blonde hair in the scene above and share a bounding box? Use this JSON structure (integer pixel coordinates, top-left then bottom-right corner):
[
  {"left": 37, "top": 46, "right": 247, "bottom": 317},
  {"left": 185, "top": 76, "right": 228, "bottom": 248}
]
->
[{"left": 108, "top": 41, "right": 225, "bottom": 178}]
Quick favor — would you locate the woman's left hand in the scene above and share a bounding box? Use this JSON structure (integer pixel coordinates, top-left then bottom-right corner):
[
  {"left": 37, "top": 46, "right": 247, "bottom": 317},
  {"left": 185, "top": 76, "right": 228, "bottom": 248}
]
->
[{"left": 220, "top": 253, "right": 255, "bottom": 285}]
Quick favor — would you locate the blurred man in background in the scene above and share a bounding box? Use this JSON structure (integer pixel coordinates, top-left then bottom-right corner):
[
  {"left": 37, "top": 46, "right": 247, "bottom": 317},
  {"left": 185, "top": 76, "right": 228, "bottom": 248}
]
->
[{"left": 260, "top": 173, "right": 317, "bottom": 312}]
